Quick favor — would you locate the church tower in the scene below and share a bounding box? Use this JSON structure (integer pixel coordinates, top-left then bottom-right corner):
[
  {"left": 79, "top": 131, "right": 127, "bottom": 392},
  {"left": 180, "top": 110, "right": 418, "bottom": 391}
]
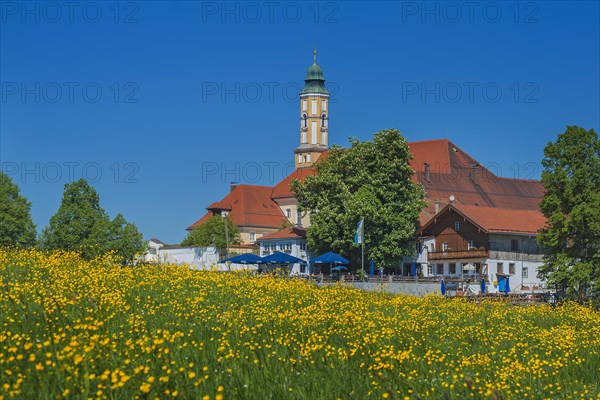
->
[{"left": 295, "top": 50, "right": 329, "bottom": 168}]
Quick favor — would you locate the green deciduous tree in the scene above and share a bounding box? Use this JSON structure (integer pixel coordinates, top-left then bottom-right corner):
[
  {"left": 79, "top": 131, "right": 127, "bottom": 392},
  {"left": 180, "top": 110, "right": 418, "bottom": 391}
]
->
[
  {"left": 181, "top": 215, "right": 241, "bottom": 255},
  {"left": 537, "top": 126, "right": 600, "bottom": 301},
  {"left": 0, "top": 172, "right": 37, "bottom": 247},
  {"left": 40, "top": 179, "right": 144, "bottom": 264},
  {"left": 292, "top": 128, "right": 425, "bottom": 268}
]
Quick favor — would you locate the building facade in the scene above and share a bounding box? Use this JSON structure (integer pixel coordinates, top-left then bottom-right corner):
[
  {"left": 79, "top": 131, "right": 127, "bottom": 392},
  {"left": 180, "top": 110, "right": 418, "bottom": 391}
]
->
[{"left": 257, "top": 227, "right": 310, "bottom": 275}]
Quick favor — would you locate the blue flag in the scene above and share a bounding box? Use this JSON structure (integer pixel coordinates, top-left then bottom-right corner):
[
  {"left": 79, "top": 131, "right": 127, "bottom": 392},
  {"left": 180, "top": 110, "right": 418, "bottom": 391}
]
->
[{"left": 354, "top": 218, "right": 364, "bottom": 244}]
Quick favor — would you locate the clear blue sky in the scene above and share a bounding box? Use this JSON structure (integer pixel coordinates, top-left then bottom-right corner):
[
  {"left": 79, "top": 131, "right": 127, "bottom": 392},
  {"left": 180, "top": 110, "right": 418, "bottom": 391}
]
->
[{"left": 1, "top": 1, "right": 599, "bottom": 244}]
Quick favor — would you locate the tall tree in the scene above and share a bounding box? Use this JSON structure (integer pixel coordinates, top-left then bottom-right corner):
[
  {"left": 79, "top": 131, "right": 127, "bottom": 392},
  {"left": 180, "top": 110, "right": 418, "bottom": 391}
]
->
[
  {"left": 537, "top": 126, "right": 600, "bottom": 301},
  {"left": 292, "top": 128, "right": 425, "bottom": 268},
  {"left": 105, "top": 214, "right": 145, "bottom": 265},
  {"left": 181, "top": 215, "right": 241, "bottom": 254},
  {"left": 0, "top": 172, "right": 37, "bottom": 247},
  {"left": 40, "top": 179, "right": 143, "bottom": 263}
]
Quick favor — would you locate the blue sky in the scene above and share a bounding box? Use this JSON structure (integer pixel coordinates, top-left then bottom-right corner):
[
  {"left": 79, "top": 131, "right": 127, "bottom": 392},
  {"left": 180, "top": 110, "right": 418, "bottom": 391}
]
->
[{"left": 1, "top": 1, "right": 599, "bottom": 244}]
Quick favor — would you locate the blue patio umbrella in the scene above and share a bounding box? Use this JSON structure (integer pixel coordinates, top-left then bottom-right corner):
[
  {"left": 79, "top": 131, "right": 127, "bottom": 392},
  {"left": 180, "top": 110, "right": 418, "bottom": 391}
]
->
[
  {"left": 220, "top": 253, "right": 262, "bottom": 264},
  {"left": 411, "top": 261, "right": 417, "bottom": 277},
  {"left": 259, "top": 252, "right": 307, "bottom": 265},
  {"left": 498, "top": 277, "right": 506, "bottom": 293},
  {"left": 370, "top": 259, "right": 375, "bottom": 276},
  {"left": 480, "top": 278, "right": 486, "bottom": 294},
  {"left": 506, "top": 277, "right": 510, "bottom": 293},
  {"left": 441, "top": 279, "right": 447, "bottom": 296},
  {"left": 311, "top": 252, "right": 349, "bottom": 265}
]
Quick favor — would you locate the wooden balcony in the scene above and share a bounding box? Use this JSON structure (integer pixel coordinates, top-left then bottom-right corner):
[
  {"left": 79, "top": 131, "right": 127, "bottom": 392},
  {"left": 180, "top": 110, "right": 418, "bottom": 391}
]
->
[{"left": 428, "top": 249, "right": 488, "bottom": 260}]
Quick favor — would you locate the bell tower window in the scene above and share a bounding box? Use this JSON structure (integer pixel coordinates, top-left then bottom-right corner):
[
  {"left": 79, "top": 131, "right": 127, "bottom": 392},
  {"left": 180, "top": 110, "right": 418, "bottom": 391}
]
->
[{"left": 321, "top": 113, "right": 327, "bottom": 128}]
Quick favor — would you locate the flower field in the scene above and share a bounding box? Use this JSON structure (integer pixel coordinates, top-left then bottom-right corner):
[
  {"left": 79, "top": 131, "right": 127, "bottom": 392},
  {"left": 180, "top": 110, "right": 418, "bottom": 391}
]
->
[{"left": 1, "top": 250, "right": 599, "bottom": 399}]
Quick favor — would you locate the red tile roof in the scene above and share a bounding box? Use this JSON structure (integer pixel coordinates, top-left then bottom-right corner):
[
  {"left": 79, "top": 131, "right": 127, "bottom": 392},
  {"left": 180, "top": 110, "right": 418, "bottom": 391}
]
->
[
  {"left": 420, "top": 203, "right": 546, "bottom": 235},
  {"left": 258, "top": 227, "right": 307, "bottom": 241},
  {"left": 408, "top": 139, "right": 545, "bottom": 225},
  {"left": 454, "top": 204, "right": 546, "bottom": 234},
  {"left": 187, "top": 184, "right": 286, "bottom": 230},
  {"left": 271, "top": 167, "right": 317, "bottom": 199}
]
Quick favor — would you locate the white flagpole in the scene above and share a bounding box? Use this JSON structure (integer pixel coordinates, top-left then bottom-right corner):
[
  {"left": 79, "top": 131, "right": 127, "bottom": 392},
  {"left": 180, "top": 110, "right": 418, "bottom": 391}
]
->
[{"left": 361, "top": 218, "right": 365, "bottom": 275}]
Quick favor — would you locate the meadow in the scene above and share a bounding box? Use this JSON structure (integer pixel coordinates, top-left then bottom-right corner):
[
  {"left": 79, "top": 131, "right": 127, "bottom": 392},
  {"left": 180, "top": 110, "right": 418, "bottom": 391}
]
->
[{"left": 1, "top": 249, "right": 599, "bottom": 400}]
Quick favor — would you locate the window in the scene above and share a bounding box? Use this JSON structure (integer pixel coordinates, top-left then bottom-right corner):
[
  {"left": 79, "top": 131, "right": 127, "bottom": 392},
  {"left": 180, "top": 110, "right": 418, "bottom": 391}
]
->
[
  {"left": 311, "top": 122, "right": 317, "bottom": 144},
  {"left": 467, "top": 240, "right": 475, "bottom": 250},
  {"left": 249, "top": 232, "right": 256, "bottom": 242},
  {"left": 455, "top": 221, "right": 460, "bottom": 231},
  {"left": 430, "top": 243, "right": 435, "bottom": 252},
  {"left": 509, "top": 263, "right": 515, "bottom": 274},
  {"left": 322, "top": 100, "right": 327, "bottom": 111},
  {"left": 442, "top": 242, "right": 449, "bottom": 251},
  {"left": 300, "top": 265, "right": 306, "bottom": 274},
  {"left": 522, "top": 267, "right": 529, "bottom": 278},
  {"left": 436, "top": 264, "right": 444, "bottom": 275},
  {"left": 449, "top": 263, "right": 456, "bottom": 275},
  {"left": 285, "top": 208, "right": 291, "bottom": 218},
  {"left": 301, "top": 131, "right": 307, "bottom": 143},
  {"left": 428, "top": 264, "right": 434, "bottom": 275},
  {"left": 149, "top": 247, "right": 157, "bottom": 255},
  {"left": 300, "top": 242, "right": 307, "bottom": 251},
  {"left": 298, "top": 154, "right": 302, "bottom": 163},
  {"left": 297, "top": 210, "right": 303, "bottom": 227},
  {"left": 283, "top": 242, "right": 292, "bottom": 252},
  {"left": 511, "top": 239, "right": 519, "bottom": 252},
  {"left": 307, "top": 153, "right": 312, "bottom": 162},
  {"left": 321, "top": 130, "right": 326, "bottom": 145},
  {"left": 302, "top": 100, "right": 307, "bottom": 111},
  {"left": 497, "top": 262, "right": 504, "bottom": 274},
  {"left": 311, "top": 100, "right": 317, "bottom": 115}
]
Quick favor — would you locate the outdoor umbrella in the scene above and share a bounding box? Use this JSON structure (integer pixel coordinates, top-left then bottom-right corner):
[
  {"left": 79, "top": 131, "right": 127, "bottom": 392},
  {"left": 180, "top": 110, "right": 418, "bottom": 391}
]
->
[
  {"left": 463, "top": 263, "right": 476, "bottom": 272},
  {"left": 259, "top": 252, "right": 307, "bottom": 265},
  {"left": 411, "top": 261, "right": 417, "bottom": 277},
  {"left": 441, "top": 279, "right": 447, "bottom": 296},
  {"left": 332, "top": 266, "right": 348, "bottom": 271},
  {"left": 370, "top": 259, "right": 375, "bottom": 277},
  {"left": 311, "top": 252, "right": 349, "bottom": 276},
  {"left": 220, "top": 253, "right": 262, "bottom": 264},
  {"left": 480, "top": 278, "right": 486, "bottom": 294},
  {"left": 311, "top": 252, "right": 349, "bottom": 265}
]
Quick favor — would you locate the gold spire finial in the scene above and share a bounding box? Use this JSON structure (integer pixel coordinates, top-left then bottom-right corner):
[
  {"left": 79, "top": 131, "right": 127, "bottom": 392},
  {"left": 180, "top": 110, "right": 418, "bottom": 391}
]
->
[{"left": 313, "top": 48, "right": 317, "bottom": 63}]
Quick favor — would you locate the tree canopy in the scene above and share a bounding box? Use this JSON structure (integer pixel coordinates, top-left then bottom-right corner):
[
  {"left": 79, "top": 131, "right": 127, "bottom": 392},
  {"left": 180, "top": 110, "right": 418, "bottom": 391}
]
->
[
  {"left": 0, "top": 172, "right": 37, "bottom": 247},
  {"left": 292, "top": 128, "right": 425, "bottom": 268},
  {"left": 181, "top": 215, "right": 241, "bottom": 254},
  {"left": 40, "top": 179, "right": 144, "bottom": 264},
  {"left": 537, "top": 126, "right": 600, "bottom": 301}
]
